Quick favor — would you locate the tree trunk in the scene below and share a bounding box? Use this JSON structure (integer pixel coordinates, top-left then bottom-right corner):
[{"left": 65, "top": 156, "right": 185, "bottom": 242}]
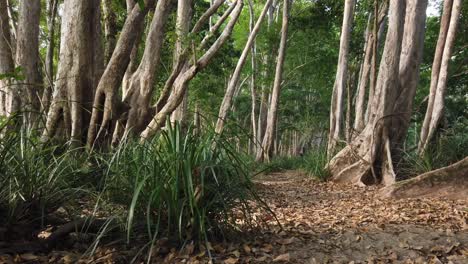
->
[
  {"left": 327, "top": 0, "right": 407, "bottom": 186},
  {"left": 140, "top": 0, "right": 244, "bottom": 139},
  {"left": 380, "top": 156, "right": 468, "bottom": 199},
  {"left": 418, "top": 0, "right": 461, "bottom": 155},
  {"left": 327, "top": 0, "right": 355, "bottom": 159},
  {"left": 248, "top": 0, "right": 258, "bottom": 153},
  {"left": 392, "top": 0, "right": 428, "bottom": 156},
  {"left": 0, "top": 0, "right": 14, "bottom": 117},
  {"left": 121, "top": 0, "right": 174, "bottom": 136},
  {"left": 6, "top": 0, "right": 16, "bottom": 58},
  {"left": 215, "top": 0, "right": 273, "bottom": 134},
  {"left": 42, "top": 0, "right": 59, "bottom": 114},
  {"left": 42, "top": 0, "right": 103, "bottom": 144},
  {"left": 15, "top": 0, "right": 41, "bottom": 129},
  {"left": 102, "top": 0, "right": 118, "bottom": 64},
  {"left": 256, "top": 0, "right": 290, "bottom": 162},
  {"left": 170, "top": 0, "right": 194, "bottom": 127},
  {"left": 353, "top": 1, "right": 388, "bottom": 133},
  {"left": 87, "top": 0, "right": 154, "bottom": 147}
]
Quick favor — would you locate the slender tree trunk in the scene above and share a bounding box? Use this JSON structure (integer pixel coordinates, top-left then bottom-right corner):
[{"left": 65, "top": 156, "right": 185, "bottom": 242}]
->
[
  {"left": 0, "top": 0, "right": 14, "bottom": 117},
  {"left": 6, "top": 0, "right": 16, "bottom": 57},
  {"left": 42, "top": 0, "right": 103, "bottom": 144},
  {"left": 248, "top": 0, "right": 258, "bottom": 152},
  {"left": 102, "top": 0, "right": 118, "bottom": 64},
  {"left": 15, "top": 0, "right": 41, "bottom": 129},
  {"left": 327, "top": 0, "right": 408, "bottom": 186},
  {"left": 122, "top": 0, "right": 142, "bottom": 96},
  {"left": 418, "top": 0, "right": 461, "bottom": 155},
  {"left": 256, "top": 0, "right": 290, "bottom": 162},
  {"left": 42, "top": 0, "right": 58, "bottom": 114},
  {"left": 257, "top": 1, "right": 277, "bottom": 146},
  {"left": 170, "top": 0, "right": 194, "bottom": 127},
  {"left": 141, "top": 0, "right": 244, "bottom": 139},
  {"left": 327, "top": 0, "right": 355, "bottom": 159},
  {"left": 215, "top": 0, "right": 273, "bottom": 134},
  {"left": 353, "top": 1, "right": 388, "bottom": 133}
]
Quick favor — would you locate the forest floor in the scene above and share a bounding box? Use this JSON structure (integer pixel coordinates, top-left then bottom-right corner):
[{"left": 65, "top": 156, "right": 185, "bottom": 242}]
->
[{"left": 1, "top": 170, "right": 467, "bottom": 263}]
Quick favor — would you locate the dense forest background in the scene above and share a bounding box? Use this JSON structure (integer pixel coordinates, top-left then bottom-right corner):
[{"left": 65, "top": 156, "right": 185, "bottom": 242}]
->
[{"left": 0, "top": 0, "right": 467, "bottom": 262}]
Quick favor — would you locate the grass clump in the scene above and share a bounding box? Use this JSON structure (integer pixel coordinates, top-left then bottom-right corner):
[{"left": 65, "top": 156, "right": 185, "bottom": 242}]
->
[
  {"left": 103, "top": 122, "right": 263, "bottom": 246},
  {"left": 302, "top": 144, "right": 330, "bottom": 181},
  {"left": 0, "top": 129, "right": 85, "bottom": 229}
]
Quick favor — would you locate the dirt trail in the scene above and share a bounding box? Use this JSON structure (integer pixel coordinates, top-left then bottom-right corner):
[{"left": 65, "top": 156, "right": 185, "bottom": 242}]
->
[{"left": 248, "top": 170, "right": 468, "bottom": 263}]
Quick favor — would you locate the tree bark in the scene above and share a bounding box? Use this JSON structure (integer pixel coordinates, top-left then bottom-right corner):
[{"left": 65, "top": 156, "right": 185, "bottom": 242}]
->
[
  {"left": 15, "top": 0, "right": 41, "bottom": 129},
  {"left": 353, "top": 1, "right": 388, "bottom": 133},
  {"left": 121, "top": 0, "right": 174, "bottom": 136},
  {"left": 418, "top": 0, "right": 461, "bottom": 156},
  {"left": 140, "top": 0, "right": 244, "bottom": 139},
  {"left": 215, "top": 0, "right": 273, "bottom": 134},
  {"left": 327, "top": 0, "right": 407, "bottom": 186},
  {"left": 392, "top": 0, "right": 427, "bottom": 155},
  {"left": 42, "top": 0, "right": 59, "bottom": 114},
  {"left": 380, "top": 156, "right": 468, "bottom": 199},
  {"left": 256, "top": 0, "right": 290, "bottom": 162},
  {"left": 248, "top": 0, "right": 258, "bottom": 152},
  {"left": 102, "top": 0, "right": 118, "bottom": 64},
  {"left": 0, "top": 0, "right": 14, "bottom": 117},
  {"left": 42, "top": 0, "right": 103, "bottom": 144},
  {"left": 170, "top": 0, "right": 194, "bottom": 127},
  {"left": 87, "top": 0, "right": 154, "bottom": 147},
  {"left": 327, "top": 0, "right": 355, "bottom": 159}
]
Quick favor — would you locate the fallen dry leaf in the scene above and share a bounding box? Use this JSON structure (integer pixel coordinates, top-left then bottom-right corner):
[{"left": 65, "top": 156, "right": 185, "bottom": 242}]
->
[
  {"left": 223, "top": 257, "right": 238, "bottom": 264},
  {"left": 273, "top": 253, "right": 290, "bottom": 262}
]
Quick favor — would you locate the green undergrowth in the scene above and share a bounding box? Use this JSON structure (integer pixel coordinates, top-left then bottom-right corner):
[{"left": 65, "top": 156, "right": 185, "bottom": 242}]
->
[
  {"left": 99, "top": 122, "right": 267, "bottom": 246},
  {"left": 0, "top": 120, "right": 271, "bottom": 260},
  {"left": 254, "top": 143, "right": 330, "bottom": 181},
  {"left": 399, "top": 120, "right": 468, "bottom": 178}
]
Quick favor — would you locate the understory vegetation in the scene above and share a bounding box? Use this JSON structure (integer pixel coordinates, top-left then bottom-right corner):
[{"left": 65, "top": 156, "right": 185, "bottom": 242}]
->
[{"left": 0, "top": 121, "right": 273, "bottom": 259}]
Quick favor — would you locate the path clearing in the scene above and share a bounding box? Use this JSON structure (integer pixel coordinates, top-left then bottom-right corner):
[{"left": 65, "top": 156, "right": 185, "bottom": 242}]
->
[{"left": 247, "top": 170, "right": 468, "bottom": 263}]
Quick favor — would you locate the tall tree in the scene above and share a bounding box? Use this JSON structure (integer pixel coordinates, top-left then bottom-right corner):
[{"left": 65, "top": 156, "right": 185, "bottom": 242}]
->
[
  {"left": 42, "top": 0, "right": 103, "bottom": 143},
  {"left": 102, "top": 0, "right": 118, "bottom": 64},
  {"left": 327, "top": 0, "right": 356, "bottom": 158},
  {"left": 0, "top": 0, "right": 14, "bottom": 117},
  {"left": 215, "top": 0, "right": 274, "bottom": 134},
  {"left": 327, "top": 0, "right": 409, "bottom": 186},
  {"left": 42, "top": 0, "right": 59, "bottom": 114},
  {"left": 15, "top": 0, "right": 41, "bottom": 128},
  {"left": 248, "top": 0, "right": 258, "bottom": 152},
  {"left": 353, "top": 1, "right": 388, "bottom": 133},
  {"left": 256, "top": 0, "right": 290, "bottom": 162},
  {"left": 141, "top": 0, "right": 245, "bottom": 139},
  {"left": 418, "top": 0, "right": 462, "bottom": 155},
  {"left": 87, "top": 0, "right": 157, "bottom": 147},
  {"left": 170, "top": 0, "right": 194, "bottom": 127}
]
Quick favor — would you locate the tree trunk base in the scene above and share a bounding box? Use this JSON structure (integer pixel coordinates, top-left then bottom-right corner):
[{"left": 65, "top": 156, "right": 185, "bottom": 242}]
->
[{"left": 380, "top": 157, "right": 468, "bottom": 199}]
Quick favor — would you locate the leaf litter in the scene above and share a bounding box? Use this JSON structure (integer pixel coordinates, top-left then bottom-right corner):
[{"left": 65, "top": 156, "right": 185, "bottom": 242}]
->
[{"left": 1, "top": 170, "right": 466, "bottom": 263}]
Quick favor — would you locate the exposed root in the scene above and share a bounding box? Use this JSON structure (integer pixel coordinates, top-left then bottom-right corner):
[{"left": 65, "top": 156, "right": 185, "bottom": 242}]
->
[{"left": 380, "top": 157, "right": 468, "bottom": 199}]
